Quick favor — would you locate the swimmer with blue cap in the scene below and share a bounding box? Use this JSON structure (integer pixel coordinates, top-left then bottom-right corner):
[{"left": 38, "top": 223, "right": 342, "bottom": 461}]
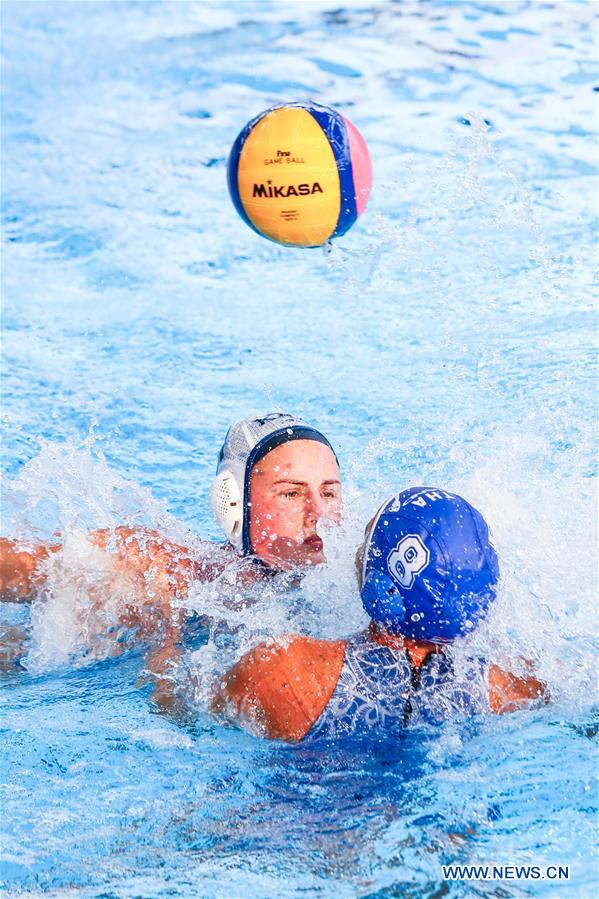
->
[
  {"left": 213, "top": 487, "right": 546, "bottom": 742},
  {"left": 0, "top": 413, "right": 341, "bottom": 648}
]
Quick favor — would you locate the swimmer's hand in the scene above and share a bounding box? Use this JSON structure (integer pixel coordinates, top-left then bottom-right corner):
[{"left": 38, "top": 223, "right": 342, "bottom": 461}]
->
[
  {"left": 87, "top": 527, "right": 197, "bottom": 640},
  {"left": 0, "top": 625, "right": 29, "bottom": 671},
  {"left": 141, "top": 639, "right": 184, "bottom": 714},
  {"left": 489, "top": 661, "right": 548, "bottom": 713},
  {"left": 0, "top": 538, "right": 60, "bottom": 602}
]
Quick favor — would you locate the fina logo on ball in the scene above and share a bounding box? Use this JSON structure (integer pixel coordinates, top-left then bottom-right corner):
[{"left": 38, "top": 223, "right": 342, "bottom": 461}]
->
[
  {"left": 264, "top": 149, "right": 305, "bottom": 165},
  {"left": 388, "top": 535, "right": 430, "bottom": 590},
  {"left": 252, "top": 180, "right": 324, "bottom": 198}
]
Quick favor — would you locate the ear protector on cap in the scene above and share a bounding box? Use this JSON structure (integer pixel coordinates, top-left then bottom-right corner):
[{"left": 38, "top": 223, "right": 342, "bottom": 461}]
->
[
  {"left": 361, "top": 569, "right": 406, "bottom": 627},
  {"left": 210, "top": 470, "right": 244, "bottom": 548}
]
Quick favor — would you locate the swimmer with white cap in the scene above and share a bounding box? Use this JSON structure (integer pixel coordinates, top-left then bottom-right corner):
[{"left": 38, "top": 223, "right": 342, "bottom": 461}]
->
[
  {"left": 211, "top": 412, "right": 341, "bottom": 571},
  {"left": 212, "top": 487, "right": 547, "bottom": 742},
  {"left": 0, "top": 413, "right": 341, "bottom": 643}
]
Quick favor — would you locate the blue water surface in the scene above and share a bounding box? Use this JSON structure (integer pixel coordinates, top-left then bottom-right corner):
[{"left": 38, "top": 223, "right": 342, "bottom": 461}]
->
[{"left": 1, "top": 1, "right": 598, "bottom": 896}]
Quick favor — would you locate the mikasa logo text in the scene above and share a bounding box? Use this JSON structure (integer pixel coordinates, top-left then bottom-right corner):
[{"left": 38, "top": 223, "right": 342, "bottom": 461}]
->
[{"left": 252, "top": 181, "right": 324, "bottom": 198}]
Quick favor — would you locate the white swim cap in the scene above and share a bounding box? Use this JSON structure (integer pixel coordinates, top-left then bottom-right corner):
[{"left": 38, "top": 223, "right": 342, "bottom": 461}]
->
[{"left": 210, "top": 412, "right": 337, "bottom": 553}]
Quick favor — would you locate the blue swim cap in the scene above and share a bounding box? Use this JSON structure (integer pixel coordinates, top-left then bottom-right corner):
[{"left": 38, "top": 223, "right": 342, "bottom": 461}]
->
[{"left": 360, "top": 487, "right": 499, "bottom": 642}]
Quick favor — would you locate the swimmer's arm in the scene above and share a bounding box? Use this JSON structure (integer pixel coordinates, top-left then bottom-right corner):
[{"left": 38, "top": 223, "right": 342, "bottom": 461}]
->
[
  {"left": 0, "top": 526, "right": 207, "bottom": 605},
  {"left": 0, "top": 538, "right": 60, "bottom": 602},
  {"left": 212, "top": 636, "right": 346, "bottom": 742},
  {"left": 488, "top": 661, "right": 548, "bottom": 714},
  {"left": 89, "top": 527, "right": 230, "bottom": 593}
]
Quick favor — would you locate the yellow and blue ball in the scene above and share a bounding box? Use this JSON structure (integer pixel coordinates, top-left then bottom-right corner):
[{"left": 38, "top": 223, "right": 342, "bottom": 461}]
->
[{"left": 227, "top": 101, "right": 372, "bottom": 248}]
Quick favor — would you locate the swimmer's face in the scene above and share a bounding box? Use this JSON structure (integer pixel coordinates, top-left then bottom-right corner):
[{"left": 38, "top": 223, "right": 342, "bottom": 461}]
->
[{"left": 248, "top": 440, "right": 342, "bottom": 571}]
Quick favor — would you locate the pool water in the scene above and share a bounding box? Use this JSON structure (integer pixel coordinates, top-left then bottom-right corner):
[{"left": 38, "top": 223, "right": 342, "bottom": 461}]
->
[{"left": 1, "top": 1, "right": 597, "bottom": 896}]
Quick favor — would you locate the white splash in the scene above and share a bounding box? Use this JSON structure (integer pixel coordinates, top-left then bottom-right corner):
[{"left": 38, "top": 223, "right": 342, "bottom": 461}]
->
[{"left": 2, "top": 421, "right": 596, "bottom": 721}]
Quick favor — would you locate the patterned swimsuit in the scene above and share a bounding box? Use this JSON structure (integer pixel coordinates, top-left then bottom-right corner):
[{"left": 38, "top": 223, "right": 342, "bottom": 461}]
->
[{"left": 305, "top": 634, "right": 489, "bottom": 742}]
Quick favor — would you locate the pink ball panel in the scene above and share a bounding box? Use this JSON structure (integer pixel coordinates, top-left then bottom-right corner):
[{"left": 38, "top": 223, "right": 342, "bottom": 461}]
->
[{"left": 343, "top": 117, "right": 372, "bottom": 217}]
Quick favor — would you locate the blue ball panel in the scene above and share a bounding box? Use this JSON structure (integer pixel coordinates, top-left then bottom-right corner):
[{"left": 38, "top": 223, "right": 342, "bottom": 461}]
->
[
  {"left": 227, "top": 109, "right": 269, "bottom": 238},
  {"left": 305, "top": 102, "right": 358, "bottom": 238}
]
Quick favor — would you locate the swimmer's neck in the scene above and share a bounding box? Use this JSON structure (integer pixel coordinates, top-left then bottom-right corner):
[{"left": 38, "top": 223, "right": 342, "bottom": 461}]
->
[{"left": 367, "top": 621, "right": 442, "bottom": 668}]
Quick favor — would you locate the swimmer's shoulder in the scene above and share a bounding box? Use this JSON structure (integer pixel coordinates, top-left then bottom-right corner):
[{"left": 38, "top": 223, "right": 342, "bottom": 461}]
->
[{"left": 213, "top": 635, "right": 347, "bottom": 742}]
